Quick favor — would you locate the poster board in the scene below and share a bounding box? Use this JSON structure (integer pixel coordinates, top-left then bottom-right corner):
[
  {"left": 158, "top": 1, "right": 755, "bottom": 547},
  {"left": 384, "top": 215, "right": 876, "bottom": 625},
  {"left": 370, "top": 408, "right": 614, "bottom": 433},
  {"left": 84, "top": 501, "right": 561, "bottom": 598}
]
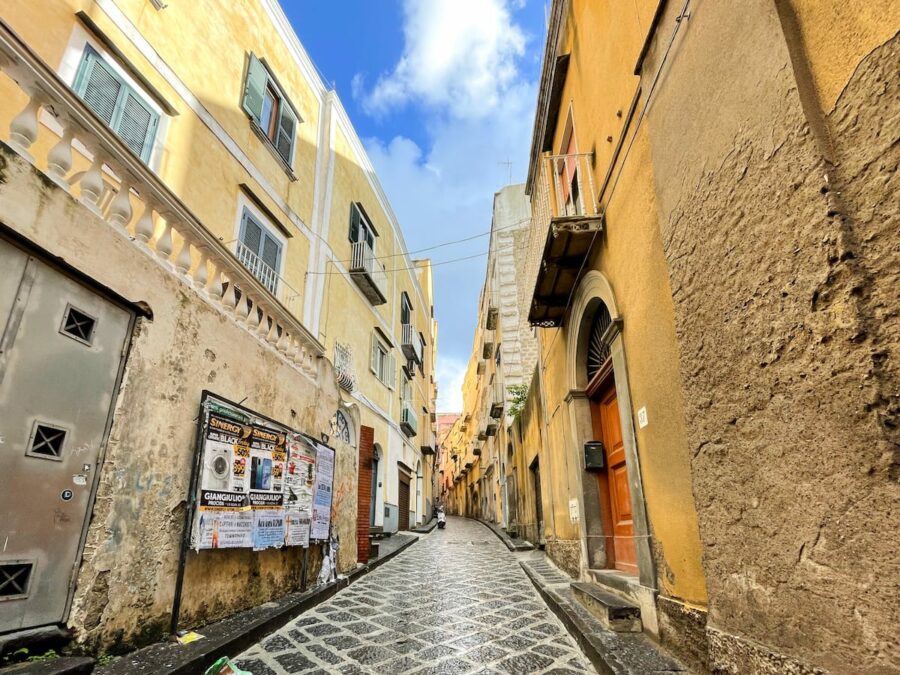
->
[{"left": 190, "top": 393, "right": 334, "bottom": 551}]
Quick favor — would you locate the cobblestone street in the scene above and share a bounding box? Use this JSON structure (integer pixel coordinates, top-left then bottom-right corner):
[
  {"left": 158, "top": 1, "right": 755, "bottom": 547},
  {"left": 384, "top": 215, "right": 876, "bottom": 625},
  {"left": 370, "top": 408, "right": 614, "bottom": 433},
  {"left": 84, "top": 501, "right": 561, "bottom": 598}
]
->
[{"left": 235, "top": 518, "right": 595, "bottom": 674}]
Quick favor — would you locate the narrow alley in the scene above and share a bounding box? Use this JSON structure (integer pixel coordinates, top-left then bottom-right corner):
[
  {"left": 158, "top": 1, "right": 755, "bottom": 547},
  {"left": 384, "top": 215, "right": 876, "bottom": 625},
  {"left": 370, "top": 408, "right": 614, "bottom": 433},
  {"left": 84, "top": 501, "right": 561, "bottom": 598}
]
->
[{"left": 233, "top": 519, "right": 594, "bottom": 674}]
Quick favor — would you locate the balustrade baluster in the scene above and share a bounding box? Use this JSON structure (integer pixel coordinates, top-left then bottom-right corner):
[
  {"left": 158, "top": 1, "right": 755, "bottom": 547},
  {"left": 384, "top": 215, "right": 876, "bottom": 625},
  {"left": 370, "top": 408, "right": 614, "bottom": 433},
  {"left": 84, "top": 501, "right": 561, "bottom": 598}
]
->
[
  {"left": 47, "top": 124, "right": 74, "bottom": 190},
  {"left": 154, "top": 219, "right": 174, "bottom": 261},
  {"left": 107, "top": 178, "right": 133, "bottom": 230},
  {"left": 79, "top": 152, "right": 105, "bottom": 214},
  {"left": 134, "top": 203, "right": 155, "bottom": 244},
  {"left": 8, "top": 94, "right": 40, "bottom": 161},
  {"left": 206, "top": 262, "right": 224, "bottom": 299},
  {"left": 266, "top": 320, "right": 279, "bottom": 344},
  {"left": 174, "top": 233, "right": 193, "bottom": 275},
  {"left": 192, "top": 249, "right": 210, "bottom": 291},
  {"left": 221, "top": 271, "right": 238, "bottom": 311}
]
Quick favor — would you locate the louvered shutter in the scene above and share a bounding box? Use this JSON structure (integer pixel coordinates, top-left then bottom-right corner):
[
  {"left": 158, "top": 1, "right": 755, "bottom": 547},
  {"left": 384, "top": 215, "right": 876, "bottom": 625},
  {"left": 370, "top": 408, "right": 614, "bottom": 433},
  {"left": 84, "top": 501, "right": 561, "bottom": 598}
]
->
[
  {"left": 386, "top": 351, "right": 396, "bottom": 389},
  {"left": 240, "top": 212, "right": 263, "bottom": 257},
  {"left": 242, "top": 53, "right": 268, "bottom": 125},
  {"left": 116, "top": 91, "right": 157, "bottom": 160},
  {"left": 348, "top": 203, "right": 360, "bottom": 243},
  {"left": 274, "top": 105, "right": 296, "bottom": 165},
  {"left": 79, "top": 56, "right": 121, "bottom": 124},
  {"left": 261, "top": 233, "right": 281, "bottom": 273},
  {"left": 370, "top": 332, "right": 378, "bottom": 375}
]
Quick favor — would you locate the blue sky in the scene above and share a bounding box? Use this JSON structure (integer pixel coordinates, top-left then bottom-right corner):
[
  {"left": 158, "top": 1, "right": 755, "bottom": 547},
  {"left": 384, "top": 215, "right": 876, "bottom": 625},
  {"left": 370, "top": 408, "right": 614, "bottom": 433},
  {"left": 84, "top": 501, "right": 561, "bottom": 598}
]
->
[{"left": 286, "top": 1, "right": 547, "bottom": 410}]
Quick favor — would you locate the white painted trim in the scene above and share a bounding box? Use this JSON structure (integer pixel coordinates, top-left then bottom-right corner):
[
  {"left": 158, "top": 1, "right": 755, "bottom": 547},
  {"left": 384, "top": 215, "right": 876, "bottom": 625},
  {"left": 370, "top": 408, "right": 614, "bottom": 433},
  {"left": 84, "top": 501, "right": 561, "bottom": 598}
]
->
[
  {"left": 258, "top": 0, "right": 328, "bottom": 98},
  {"left": 92, "top": 0, "right": 314, "bottom": 242}
]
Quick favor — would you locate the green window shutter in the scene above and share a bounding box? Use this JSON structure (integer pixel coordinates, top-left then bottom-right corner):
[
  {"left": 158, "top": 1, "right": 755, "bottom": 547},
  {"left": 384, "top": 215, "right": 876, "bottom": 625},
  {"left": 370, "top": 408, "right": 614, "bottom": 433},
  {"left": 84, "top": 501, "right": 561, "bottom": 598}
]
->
[
  {"left": 73, "top": 47, "right": 159, "bottom": 162},
  {"left": 239, "top": 211, "right": 263, "bottom": 256},
  {"left": 75, "top": 50, "right": 121, "bottom": 125},
  {"left": 261, "top": 232, "right": 281, "bottom": 273},
  {"left": 242, "top": 53, "right": 268, "bottom": 125},
  {"left": 349, "top": 203, "right": 360, "bottom": 243},
  {"left": 115, "top": 91, "right": 158, "bottom": 161},
  {"left": 370, "top": 333, "right": 378, "bottom": 374},
  {"left": 274, "top": 105, "right": 296, "bottom": 165}
]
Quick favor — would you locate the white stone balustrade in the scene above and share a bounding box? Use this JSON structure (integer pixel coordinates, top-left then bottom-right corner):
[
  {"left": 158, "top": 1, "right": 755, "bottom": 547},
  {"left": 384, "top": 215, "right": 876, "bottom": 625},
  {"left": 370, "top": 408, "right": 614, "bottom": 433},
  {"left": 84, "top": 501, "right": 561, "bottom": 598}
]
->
[{"left": 0, "top": 19, "right": 323, "bottom": 379}]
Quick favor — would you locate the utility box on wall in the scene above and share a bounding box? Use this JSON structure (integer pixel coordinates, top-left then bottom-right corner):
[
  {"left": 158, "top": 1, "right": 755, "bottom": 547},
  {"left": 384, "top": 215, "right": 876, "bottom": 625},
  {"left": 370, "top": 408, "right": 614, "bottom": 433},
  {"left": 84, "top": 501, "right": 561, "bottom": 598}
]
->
[{"left": 584, "top": 441, "right": 605, "bottom": 470}]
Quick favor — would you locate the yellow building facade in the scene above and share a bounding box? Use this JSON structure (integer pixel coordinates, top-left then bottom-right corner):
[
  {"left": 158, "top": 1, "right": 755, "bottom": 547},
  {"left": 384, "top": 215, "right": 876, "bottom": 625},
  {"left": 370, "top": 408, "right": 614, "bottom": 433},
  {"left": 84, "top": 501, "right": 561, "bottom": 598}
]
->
[
  {"left": 0, "top": 0, "right": 435, "bottom": 652},
  {"left": 507, "top": 0, "right": 899, "bottom": 673}
]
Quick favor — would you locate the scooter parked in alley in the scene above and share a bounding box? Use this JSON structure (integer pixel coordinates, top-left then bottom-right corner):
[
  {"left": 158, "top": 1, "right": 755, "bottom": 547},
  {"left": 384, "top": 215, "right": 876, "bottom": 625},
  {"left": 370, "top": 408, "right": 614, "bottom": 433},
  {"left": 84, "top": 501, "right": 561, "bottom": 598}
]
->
[{"left": 437, "top": 507, "right": 446, "bottom": 529}]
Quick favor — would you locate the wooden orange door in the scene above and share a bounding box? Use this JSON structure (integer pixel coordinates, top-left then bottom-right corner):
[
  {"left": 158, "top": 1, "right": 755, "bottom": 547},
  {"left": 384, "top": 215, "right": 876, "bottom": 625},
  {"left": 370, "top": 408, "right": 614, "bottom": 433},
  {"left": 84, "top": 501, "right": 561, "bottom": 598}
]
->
[{"left": 590, "top": 377, "right": 637, "bottom": 574}]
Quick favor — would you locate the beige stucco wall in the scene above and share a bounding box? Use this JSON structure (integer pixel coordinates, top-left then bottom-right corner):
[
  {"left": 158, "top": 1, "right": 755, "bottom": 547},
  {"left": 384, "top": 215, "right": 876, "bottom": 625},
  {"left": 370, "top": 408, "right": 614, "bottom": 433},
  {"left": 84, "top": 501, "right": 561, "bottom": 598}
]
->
[
  {"left": 641, "top": 0, "right": 899, "bottom": 672},
  {"left": 0, "top": 145, "right": 340, "bottom": 649}
]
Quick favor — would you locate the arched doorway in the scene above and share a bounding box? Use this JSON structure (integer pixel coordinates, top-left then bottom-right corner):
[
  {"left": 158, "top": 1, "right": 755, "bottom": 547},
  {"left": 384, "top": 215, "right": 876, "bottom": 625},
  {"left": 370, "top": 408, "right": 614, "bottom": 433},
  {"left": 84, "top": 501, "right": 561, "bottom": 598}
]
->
[
  {"left": 566, "top": 271, "right": 655, "bottom": 587},
  {"left": 585, "top": 303, "right": 636, "bottom": 573}
]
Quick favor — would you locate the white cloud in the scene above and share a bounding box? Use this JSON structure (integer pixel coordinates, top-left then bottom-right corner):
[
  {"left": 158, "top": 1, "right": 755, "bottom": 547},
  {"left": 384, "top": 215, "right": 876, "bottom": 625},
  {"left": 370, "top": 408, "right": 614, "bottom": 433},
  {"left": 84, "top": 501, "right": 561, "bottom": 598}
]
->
[
  {"left": 436, "top": 355, "right": 467, "bottom": 411},
  {"left": 361, "top": 0, "right": 526, "bottom": 118},
  {"left": 356, "top": 0, "right": 538, "bottom": 401}
]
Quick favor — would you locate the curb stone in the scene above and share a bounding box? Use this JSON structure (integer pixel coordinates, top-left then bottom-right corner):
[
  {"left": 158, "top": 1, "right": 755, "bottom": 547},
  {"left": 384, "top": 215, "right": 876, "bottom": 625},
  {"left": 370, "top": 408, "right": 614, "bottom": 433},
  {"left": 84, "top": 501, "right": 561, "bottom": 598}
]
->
[{"left": 95, "top": 534, "right": 419, "bottom": 675}]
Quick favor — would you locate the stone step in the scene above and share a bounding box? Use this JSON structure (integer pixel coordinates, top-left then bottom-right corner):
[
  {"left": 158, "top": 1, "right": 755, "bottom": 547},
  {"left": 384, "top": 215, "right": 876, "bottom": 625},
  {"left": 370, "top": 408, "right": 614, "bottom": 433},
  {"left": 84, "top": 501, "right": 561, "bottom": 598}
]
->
[{"left": 571, "top": 582, "right": 643, "bottom": 632}]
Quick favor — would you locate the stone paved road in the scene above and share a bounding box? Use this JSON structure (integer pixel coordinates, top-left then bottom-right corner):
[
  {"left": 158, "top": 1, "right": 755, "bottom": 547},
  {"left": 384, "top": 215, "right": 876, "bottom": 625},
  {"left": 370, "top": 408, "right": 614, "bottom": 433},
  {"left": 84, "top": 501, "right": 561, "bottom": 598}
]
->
[{"left": 235, "top": 517, "right": 595, "bottom": 674}]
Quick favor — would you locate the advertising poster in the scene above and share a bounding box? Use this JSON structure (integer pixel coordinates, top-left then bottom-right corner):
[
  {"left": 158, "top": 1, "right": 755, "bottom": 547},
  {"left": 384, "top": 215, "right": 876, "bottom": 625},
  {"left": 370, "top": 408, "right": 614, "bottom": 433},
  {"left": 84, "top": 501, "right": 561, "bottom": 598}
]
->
[
  {"left": 310, "top": 442, "right": 335, "bottom": 541},
  {"left": 284, "top": 434, "right": 317, "bottom": 547},
  {"left": 248, "top": 425, "right": 286, "bottom": 550},
  {"left": 191, "top": 394, "right": 336, "bottom": 551},
  {"left": 195, "top": 414, "right": 253, "bottom": 549}
]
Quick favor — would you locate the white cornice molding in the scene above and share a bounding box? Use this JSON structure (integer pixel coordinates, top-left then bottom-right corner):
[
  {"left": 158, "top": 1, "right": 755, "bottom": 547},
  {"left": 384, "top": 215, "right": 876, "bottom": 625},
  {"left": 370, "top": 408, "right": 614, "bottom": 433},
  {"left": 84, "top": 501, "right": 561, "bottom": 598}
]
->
[{"left": 259, "top": 0, "right": 327, "bottom": 98}]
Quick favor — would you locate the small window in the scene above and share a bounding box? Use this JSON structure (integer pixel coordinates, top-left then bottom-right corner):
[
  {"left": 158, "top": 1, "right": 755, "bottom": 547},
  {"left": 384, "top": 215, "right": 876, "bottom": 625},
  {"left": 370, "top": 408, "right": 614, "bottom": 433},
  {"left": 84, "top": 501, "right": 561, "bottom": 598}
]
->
[
  {"left": 348, "top": 202, "right": 376, "bottom": 250},
  {"left": 73, "top": 46, "right": 159, "bottom": 162},
  {"left": 0, "top": 562, "right": 33, "bottom": 599},
  {"left": 401, "top": 293, "right": 412, "bottom": 326},
  {"left": 60, "top": 304, "right": 97, "bottom": 345},
  {"left": 26, "top": 422, "right": 67, "bottom": 461},
  {"left": 237, "top": 208, "right": 282, "bottom": 295},
  {"left": 242, "top": 53, "right": 299, "bottom": 168},
  {"left": 369, "top": 333, "right": 395, "bottom": 389}
]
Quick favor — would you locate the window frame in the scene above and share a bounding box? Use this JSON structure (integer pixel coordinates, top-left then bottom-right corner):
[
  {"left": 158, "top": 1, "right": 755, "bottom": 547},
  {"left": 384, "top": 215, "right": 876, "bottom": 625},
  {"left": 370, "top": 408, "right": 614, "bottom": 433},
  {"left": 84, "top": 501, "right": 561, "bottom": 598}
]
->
[
  {"left": 71, "top": 44, "right": 161, "bottom": 163},
  {"left": 232, "top": 194, "right": 287, "bottom": 295},
  {"left": 241, "top": 53, "right": 301, "bottom": 175}
]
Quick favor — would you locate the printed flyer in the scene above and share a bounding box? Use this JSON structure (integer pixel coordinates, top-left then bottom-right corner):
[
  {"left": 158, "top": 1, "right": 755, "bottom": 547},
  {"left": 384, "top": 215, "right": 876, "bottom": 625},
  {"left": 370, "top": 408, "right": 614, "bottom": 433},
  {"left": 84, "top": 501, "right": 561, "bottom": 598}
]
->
[
  {"left": 248, "top": 425, "right": 286, "bottom": 550},
  {"left": 195, "top": 414, "right": 253, "bottom": 549},
  {"left": 192, "top": 395, "right": 336, "bottom": 551},
  {"left": 284, "top": 434, "right": 317, "bottom": 547},
  {"left": 310, "top": 442, "right": 335, "bottom": 541}
]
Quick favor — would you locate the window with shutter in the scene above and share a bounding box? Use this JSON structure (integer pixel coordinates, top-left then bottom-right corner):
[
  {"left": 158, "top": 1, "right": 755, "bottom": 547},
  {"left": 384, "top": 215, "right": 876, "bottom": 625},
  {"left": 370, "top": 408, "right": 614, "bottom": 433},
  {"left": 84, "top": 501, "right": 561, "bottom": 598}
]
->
[
  {"left": 241, "top": 52, "right": 300, "bottom": 171},
  {"left": 73, "top": 46, "right": 160, "bottom": 162},
  {"left": 238, "top": 208, "right": 282, "bottom": 295}
]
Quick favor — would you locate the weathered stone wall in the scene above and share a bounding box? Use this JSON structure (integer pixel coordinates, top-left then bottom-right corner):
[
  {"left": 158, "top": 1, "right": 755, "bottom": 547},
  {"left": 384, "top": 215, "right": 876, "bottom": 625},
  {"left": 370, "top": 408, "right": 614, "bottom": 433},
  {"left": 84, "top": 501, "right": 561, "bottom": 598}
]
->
[
  {"left": 643, "top": 2, "right": 898, "bottom": 672},
  {"left": 0, "top": 146, "right": 343, "bottom": 652}
]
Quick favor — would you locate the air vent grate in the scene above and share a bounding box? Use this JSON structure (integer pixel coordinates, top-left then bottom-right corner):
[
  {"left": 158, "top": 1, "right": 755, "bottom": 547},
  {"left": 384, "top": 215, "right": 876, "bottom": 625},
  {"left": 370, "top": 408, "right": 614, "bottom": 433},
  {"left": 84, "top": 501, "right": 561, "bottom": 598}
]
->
[
  {"left": 28, "top": 423, "right": 66, "bottom": 459},
  {"left": 61, "top": 305, "right": 97, "bottom": 344},
  {"left": 0, "top": 563, "right": 33, "bottom": 598}
]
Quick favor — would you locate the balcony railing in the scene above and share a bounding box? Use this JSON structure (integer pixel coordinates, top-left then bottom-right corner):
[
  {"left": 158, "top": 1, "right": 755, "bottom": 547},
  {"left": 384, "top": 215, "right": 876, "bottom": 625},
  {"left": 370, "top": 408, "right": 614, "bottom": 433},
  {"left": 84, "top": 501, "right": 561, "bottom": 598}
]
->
[
  {"left": 401, "top": 323, "right": 422, "bottom": 364},
  {"left": 400, "top": 400, "right": 417, "bottom": 437},
  {"left": 333, "top": 342, "right": 356, "bottom": 391},
  {"left": 527, "top": 151, "right": 604, "bottom": 327},
  {"left": 235, "top": 242, "right": 302, "bottom": 317},
  {"left": 349, "top": 240, "right": 388, "bottom": 305},
  {"left": 490, "top": 377, "right": 504, "bottom": 419},
  {"left": 0, "top": 20, "right": 323, "bottom": 376},
  {"left": 482, "top": 329, "right": 495, "bottom": 359},
  {"left": 420, "top": 422, "right": 435, "bottom": 456},
  {"left": 485, "top": 304, "right": 498, "bottom": 330}
]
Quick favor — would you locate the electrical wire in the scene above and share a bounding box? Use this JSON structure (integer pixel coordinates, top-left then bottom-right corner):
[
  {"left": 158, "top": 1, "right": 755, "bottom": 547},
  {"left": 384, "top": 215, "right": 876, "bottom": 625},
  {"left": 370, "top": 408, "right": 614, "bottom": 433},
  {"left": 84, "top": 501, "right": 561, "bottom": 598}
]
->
[{"left": 305, "top": 247, "right": 516, "bottom": 275}]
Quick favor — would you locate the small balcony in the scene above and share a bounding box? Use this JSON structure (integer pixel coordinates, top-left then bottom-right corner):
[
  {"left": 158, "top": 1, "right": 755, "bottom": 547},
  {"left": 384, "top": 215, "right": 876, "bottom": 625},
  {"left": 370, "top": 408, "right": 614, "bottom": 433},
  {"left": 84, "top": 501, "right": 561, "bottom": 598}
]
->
[
  {"left": 400, "top": 400, "right": 417, "bottom": 437},
  {"left": 420, "top": 423, "right": 436, "bottom": 456},
  {"left": 485, "top": 304, "right": 499, "bottom": 330},
  {"left": 528, "top": 152, "right": 604, "bottom": 327},
  {"left": 401, "top": 323, "right": 423, "bottom": 364},
  {"left": 350, "top": 240, "right": 388, "bottom": 305},
  {"left": 333, "top": 342, "right": 356, "bottom": 392},
  {"left": 482, "top": 329, "right": 495, "bottom": 359}
]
